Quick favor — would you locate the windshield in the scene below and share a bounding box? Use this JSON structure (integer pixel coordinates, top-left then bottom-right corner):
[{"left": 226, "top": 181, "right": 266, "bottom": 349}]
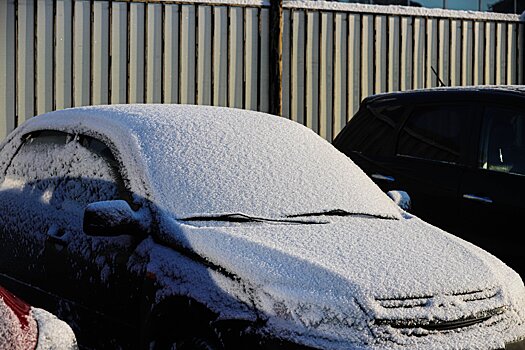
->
[{"left": 130, "top": 105, "right": 401, "bottom": 220}]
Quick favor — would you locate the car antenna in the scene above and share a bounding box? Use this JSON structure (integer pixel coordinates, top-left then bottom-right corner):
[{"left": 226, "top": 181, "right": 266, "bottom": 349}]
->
[{"left": 431, "top": 66, "right": 447, "bottom": 87}]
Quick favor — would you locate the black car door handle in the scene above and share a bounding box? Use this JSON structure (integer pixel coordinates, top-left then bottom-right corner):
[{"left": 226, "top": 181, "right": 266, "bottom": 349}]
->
[
  {"left": 371, "top": 174, "right": 395, "bottom": 182},
  {"left": 462, "top": 194, "right": 493, "bottom": 204}
]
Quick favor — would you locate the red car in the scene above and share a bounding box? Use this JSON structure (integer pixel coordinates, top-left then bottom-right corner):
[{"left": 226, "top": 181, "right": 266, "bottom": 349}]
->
[{"left": 0, "top": 285, "right": 77, "bottom": 350}]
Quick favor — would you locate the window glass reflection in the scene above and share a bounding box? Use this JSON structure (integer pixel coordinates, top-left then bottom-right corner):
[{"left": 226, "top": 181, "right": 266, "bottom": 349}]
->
[{"left": 414, "top": 0, "right": 444, "bottom": 8}]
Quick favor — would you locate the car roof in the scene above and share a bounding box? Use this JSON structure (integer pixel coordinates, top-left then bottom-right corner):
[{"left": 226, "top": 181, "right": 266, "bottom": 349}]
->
[
  {"left": 13, "top": 104, "right": 402, "bottom": 220},
  {"left": 362, "top": 85, "right": 525, "bottom": 106}
]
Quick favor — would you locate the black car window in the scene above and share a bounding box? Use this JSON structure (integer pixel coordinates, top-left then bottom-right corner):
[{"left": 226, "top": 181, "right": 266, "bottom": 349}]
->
[
  {"left": 480, "top": 107, "right": 525, "bottom": 176},
  {"left": 334, "top": 103, "right": 404, "bottom": 157},
  {"left": 397, "top": 106, "right": 468, "bottom": 164},
  {"left": 0, "top": 131, "right": 125, "bottom": 235}
]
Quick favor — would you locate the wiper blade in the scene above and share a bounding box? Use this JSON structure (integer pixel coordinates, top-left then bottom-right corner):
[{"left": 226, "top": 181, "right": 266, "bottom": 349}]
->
[
  {"left": 180, "top": 213, "right": 325, "bottom": 225},
  {"left": 287, "top": 209, "right": 395, "bottom": 220}
]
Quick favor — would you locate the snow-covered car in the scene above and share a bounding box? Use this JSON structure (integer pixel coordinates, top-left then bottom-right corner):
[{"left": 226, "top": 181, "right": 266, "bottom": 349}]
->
[
  {"left": 0, "top": 285, "right": 78, "bottom": 350},
  {"left": 0, "top": 104, "right": 524, "bottom": 350}
]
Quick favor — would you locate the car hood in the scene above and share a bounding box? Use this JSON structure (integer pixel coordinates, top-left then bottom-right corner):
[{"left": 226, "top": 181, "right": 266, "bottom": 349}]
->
[{"left": 158, "top": 214, "right": 525, "bottom": 348}]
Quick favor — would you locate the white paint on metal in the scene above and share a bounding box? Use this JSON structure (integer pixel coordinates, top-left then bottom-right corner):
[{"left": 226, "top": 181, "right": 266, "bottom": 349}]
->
[
  {"left": 282, "top": 9, "right": 291, "bottom": 118},
  {"left": 213, "top": 6, "right": 228, "bottom": 107},
  {"left": 73, "top": 0, "right": 91, "bottom": 106},
  {"left": 16, "top": 0, "right": 35, "bottom": 123},
  {"left": 164, "top": 5, "right": 180, "bottom": 104},
  {"left": 180, "top": 5, "right": 196, "bottom": 104},
  {"left": 496, "top": 22, "right": 507, "bottom": 84},
  {"left": 450, "top": 20, "right": 461, "bottom": 86},
  {"left": 92, "top": 1, "right": 110, "bottom": 105},
  {"left": 292, "top": 10, "right": 305, "bottom": 124},
  {"left": 507, "top": 23, "right": 517, "bottom": 85},
  {"left": 36, "top": 0, "right": 54, "bottom": 114},
  {"left": 197, "top": 6, "right": 212, "bottom": 105},
  {"left": 306, "top": 11, "right": 319, "bottom": 133},
  {"left": 412, "top": 17, "right": 425, "bottom": 89},
  {"left": 485, "top": 22, "right": 496, "bottom": 85},
  {"left": 473, "top": 21, "right": 485, "bottom": 85},
  {"left": 229, "top": 7, "right": 244, "bottom": 109},
  {"left": 55, "top": 0, "right": 73, "bottom": 110},
  {"left": 129, "top": 3, "right": 145, "bottom": 103},
  {"left": 111, "top": 2, "right": 128, "bottom": 104},
  {"left": 320, "top": 11, "right": 333, "bottom": 141},
  {"left": 438, "top": 18, "right": 450, "bottom": 87},
  {"left": 426, "top": 18, "right": 438, "bottom": 88},
  {"left": 348, "top": 13, "right": 361, "bottom": 117},
  {"left": 245, "top": 8, "right": 259, "bottom": 111},
  {"left": 361, "top": 15, "right": 373, "bottom": 98},
  {"left": 388, "top": 16, "right": 400, "bottom": 92},
  {"left": 0, "top": 0, "right": 15, "bottom": 138},
  {"left": 259, "top": 9, "right": 270, "bottom": 112},
  {"left": 461, "top": 20, "right": 473, "bottom": 86},
  {"left": 147, "top": 4, "right": 163, "bottom": 103},
  {"left": 375, "top": 16, "right": 387, "bottom": 94},
  {"left": 333, "top": 13, "right": 348, "bottom": 137},
  {"left": 400, "top": 16, "right": 413, "bottom": 91}
]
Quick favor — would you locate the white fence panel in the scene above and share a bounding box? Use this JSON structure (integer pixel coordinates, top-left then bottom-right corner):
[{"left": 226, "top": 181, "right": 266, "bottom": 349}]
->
[
  {"left": 17, "top": 0, "right": 35, "bottom": 124},
  {"left": 147, "top": 4, "right": 163, "bottom": 103},
  {"left": 164, "top": 5, "right": 180, "bottom": 104},
  {"left": 306, "top": 11, "right": 320, "bottom": 133},
  {"left": 111, "top": 2, "right": 128, "bottom": 104},
  {"left": 197, "top": 6, "right": 212, "bottom": 106},
  {"left": 0, "top": 0, "right": 15, "bottom": 139},
  {"left": 291, "top": 10, "right": 305, "bottom": 124},
  {"left": 36, "top": 0, "right": 54, "bottom": 115},
  {"left": 92, "top": 1, "right": 110, "bottom": 105},
  {"left": 55, "top": 0, "right": 73, "bottom": 110},
  {"left": 73, "top": 0, "right": 91, "bottom": 107}
]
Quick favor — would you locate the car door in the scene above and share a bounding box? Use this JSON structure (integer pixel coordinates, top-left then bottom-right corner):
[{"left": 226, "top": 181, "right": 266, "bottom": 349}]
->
[
  {"left": 0, "top": 131, "right": 144, "bottom": 347},
  {"left": 459, "top": 104, "right": 525, "bottom": 276},
  {"left": 390, "top": 103, "right": 475, "bottom": 232}
]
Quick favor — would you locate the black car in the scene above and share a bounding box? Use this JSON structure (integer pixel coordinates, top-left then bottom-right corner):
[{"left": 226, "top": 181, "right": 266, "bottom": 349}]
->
[{"left": 333, "top": 86, "right": 525, "bottom": 276}]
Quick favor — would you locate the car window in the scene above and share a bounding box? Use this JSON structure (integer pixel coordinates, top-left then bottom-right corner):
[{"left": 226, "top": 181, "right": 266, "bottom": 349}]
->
[
  {"left": 397, "top": 105, "right": 468, "bottom": 164},
  {"left": 334, "top": 103, "right": 404, "bottom": 157},
  {"left": 480, "top": 107, "right": 525, "bottom": 176},
  {"left": 0, "top": 131, "right": 125, "bottom": 234}
]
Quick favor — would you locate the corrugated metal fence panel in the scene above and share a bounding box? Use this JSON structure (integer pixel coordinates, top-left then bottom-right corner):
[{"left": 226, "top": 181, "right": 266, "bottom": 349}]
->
[
  {"left": 1, "top": 1, "right": 524, "bottom": 143},
  {"left": 16, "top": 0, "right": 35, "bottom": 125},
  {"left": 0, "top": 0, "right": 15, "bottom": 140}
]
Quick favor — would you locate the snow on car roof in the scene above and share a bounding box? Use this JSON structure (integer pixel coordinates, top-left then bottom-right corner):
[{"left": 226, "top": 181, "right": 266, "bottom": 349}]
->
[{"left": 18, "top": 104, "right": 402, "bottom": 220}]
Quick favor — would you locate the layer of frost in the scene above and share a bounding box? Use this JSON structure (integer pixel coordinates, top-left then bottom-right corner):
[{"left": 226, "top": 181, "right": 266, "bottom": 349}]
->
[
  {"left": 17, "top": 104, "right": 402, "bottom": 221},
  {"left": 283, "top": 1, "right": 522, "bottom": 21},
  {"left": 0, "top": 295, "right": 37, "bottom": 350},
  {"left": 31, "top": 308, "right": 78, "bottom": 350}
]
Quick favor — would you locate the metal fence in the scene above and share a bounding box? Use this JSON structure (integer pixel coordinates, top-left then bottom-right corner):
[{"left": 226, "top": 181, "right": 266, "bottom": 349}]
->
[{"left": 1, "top": 0, "right": 524, "bottom": 142}]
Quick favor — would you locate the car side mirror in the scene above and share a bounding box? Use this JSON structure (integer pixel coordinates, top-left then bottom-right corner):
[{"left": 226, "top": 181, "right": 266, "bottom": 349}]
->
[
  {"left": 387, "top": 190, "right": 411, "bottom": 212},
  {"left": 83, "top": 200, "right": 150, "bottom": 237}
]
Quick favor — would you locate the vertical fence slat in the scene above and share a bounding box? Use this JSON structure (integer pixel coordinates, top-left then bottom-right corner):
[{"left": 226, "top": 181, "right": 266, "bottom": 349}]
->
[
  {"left": 306, "top": 12, "right": 319, "bottom": 133},
  {"left": 388, "top": 16, "right": 399, "bottom": 92},
  {"left": 375, "top": 16, "right": 387, "bottom": 94},
  {"left": 73, "top": 0, "right": 90, "bottom": 106},
  {"left": 281, "top": 9, "right": 290, "bottom": 118},
  {"left": 213, "top": 7, "right": 227, "bottom": 106},
  {"left": 92, "top": 1, "right": 110, "bottom": 105},
  {"left": 413, "top": 17, "right": 425, "bottom": 89},
  {"left": 426, "top": 18, "right": 438, "bottom": 88},
  {"left": 507, "top": 23, "right": 517, "bottom": 85},
  {"left": 333, "top": 13, "right": 347, "bottom": 137},
  {"left": 17, "top": 0, "right": 35, "bottom": 124},
  {"left": 111, "top": 2, "right": 128, "bottom": 104},
  {"left": 180, "top": 5, "right": 196, "bottom": 104},
  {"left": 229, "top": 7, "right": 244, "bottom": 109},
  {"left": 146, "top": 4, "right": 162, "bottom": 103},
  {"left": 361, "top": 15, "right": 373, "bottom": 98},
  {"left": 519, "top": 23, "right": 524, "bottom": 85},
  {"left": 474, "top": 21, "right": 485, "bottom": 85},
  {"left": 245, "top": 8, "right": 259, "bottom": 111},
  {"left": 400, "top": 16, "right": 413, "bottom": 91},
  {"left": 438, "top": 19, "right": 450, "bottom": 87},
  {"left": 485, "top": 22, "right": 496, "bottom": 84},
  {"left": 461, "top": 21, "right": 473, "bottom": 86},
  {"left": 164, "top": 5, "right": 179, "bottom": 104},
  {"left": 348, "top": 14, "right": 361, "bottom": 117},
  {"left": 259, "top": 9, "right": 270, "bottom": 112},
  {"left": 291, "top": 10, "right": 305, "bottom": 124},
  {"left": 0, "top": 0, "right": 15, "bottom": 138},
  {"left": 36, "top": 0, "right": 54, "bottom": 114},
  {"left": 129, "top": 3, "right": 145, "bottom": 103},
  {"left": 197, "top": 6, "right": 212, "bottom": 105},
  {"left": 450, "top": 20, "right": 461, "bottom": 86},
  {"left": 320, "top": 12, "right": 333, "bottom": 141},
  {"left": 55, "top": 0, "right": 73, "bottom": 110},
  {"left": 496, "top": 22, "right": 507, "bottom": 85}
]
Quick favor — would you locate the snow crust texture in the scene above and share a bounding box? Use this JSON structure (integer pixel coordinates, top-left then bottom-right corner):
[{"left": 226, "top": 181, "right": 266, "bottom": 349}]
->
[
  {"left": 0, "top": 295, "right": 37, "bottom": 350},
  {"left": 31, "top": 308, "right": 78, "bottom": 350}
]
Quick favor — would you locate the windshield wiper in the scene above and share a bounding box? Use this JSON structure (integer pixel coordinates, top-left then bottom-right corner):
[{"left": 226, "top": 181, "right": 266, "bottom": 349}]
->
[
  {"left": 180, "top": 213, "right": 326, "bottom": 225},
  {"left": 287, "top": 209, "right": 396, "bottom": 220}
]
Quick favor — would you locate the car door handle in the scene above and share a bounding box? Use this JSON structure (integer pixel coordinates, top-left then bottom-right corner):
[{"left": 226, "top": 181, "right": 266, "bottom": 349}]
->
[
  {"left": 371, "top": 174, "right": 395, "bottom": 182},
  {"left": 462, "top": 194, "right": 493, "bottom": 204}
]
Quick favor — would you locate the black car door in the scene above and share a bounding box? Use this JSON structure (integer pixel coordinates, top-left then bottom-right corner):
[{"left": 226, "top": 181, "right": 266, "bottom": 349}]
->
[
  {"left": 390, "top": 103, "right": 475, "bottom": 232},
  {"left": 0, "top": 131, "right": 144, "bottom": 347},
  {"left": 459, "top": 104, "right": 525, "bottom": 276}
]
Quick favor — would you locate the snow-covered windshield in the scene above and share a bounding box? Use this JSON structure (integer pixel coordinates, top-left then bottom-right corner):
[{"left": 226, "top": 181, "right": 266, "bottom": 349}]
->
[{"left": 22, "top": 105, "right": 402, "bottom": 220}]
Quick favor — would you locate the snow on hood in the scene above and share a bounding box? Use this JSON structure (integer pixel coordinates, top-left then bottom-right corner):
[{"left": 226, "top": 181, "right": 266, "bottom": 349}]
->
[
  {"left": 16, "top": 104, "right": 402, "bottom": 221},
  {"left": 163, "top": 214, "right": 525, "bottom": 348}
]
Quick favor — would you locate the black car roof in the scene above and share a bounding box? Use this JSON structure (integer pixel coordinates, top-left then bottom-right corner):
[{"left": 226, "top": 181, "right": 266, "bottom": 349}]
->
[{"left": 363, "top": 85, "right": 525, "bottom": 106}]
